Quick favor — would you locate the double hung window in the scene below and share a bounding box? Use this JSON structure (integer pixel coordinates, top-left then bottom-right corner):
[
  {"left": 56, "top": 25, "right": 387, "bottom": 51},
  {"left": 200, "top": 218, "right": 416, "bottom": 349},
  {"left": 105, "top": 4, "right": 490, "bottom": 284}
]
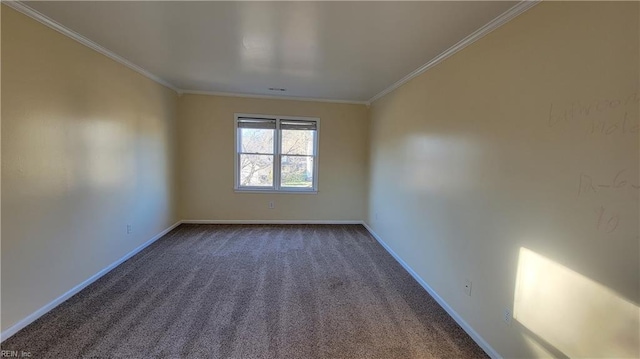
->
[{"left": 235, "top": 114, "right": 319, "bottom": 192}]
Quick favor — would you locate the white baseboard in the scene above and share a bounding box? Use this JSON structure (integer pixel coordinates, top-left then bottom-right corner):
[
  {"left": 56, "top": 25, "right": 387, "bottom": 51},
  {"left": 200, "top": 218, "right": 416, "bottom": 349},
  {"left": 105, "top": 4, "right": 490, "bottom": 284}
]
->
[
  {"left": 181, "top": 219, "right": 364, "bottom": 225},
  {"left": 2, "top": 219, "right": 500, "bottom": 359},
  {"left": 361, "top": 222, "right": 502, "bottom": 359},
  {"left": 0, "top": 220, "right": 182, "bottom": 342}
]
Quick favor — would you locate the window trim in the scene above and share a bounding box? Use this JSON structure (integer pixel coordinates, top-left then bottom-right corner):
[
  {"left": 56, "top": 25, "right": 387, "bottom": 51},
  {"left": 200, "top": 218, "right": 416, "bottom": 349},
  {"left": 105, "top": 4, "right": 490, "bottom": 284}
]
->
[{"left": 234, "top": 113, "right": 320, "bottom": 193}]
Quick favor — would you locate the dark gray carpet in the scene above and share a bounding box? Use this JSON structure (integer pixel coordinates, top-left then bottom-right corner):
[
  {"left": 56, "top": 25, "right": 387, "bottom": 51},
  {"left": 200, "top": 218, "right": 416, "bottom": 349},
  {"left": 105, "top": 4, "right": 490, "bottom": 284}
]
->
[{"left": 2, "top": 224, "right": 488, "bottom": 358}]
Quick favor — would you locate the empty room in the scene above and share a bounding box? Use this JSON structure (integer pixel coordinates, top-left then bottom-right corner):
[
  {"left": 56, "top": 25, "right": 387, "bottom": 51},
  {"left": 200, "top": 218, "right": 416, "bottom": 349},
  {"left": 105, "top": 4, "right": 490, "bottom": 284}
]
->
[{"left": 1, "top": 1, "right": 638, "bottom": 358}]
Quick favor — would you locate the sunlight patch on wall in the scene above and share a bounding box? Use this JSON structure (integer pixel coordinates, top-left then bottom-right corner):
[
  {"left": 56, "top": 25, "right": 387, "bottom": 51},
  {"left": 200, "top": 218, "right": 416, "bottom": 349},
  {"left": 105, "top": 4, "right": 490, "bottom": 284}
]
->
[{"left": 514, "top": 247, "right": 639, "bottom": 358}]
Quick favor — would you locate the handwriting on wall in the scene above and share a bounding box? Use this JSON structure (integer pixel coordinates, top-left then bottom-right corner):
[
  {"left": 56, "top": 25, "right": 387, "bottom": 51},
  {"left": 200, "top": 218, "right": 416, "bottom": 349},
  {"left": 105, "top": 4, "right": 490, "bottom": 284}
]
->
[
  {"left": 548, "top": 92, "right": 639, "bottom": 135},
  {"left": 547, "top": 92, "right": 639, "bottom": 237},
  {"left": 578, "top": 169, "right": 640, "bottom": 197},
  {"left": 594, "top": 206, "right": 620, "bottom": 234},
  {"left": 577, "top": 170, "right": 639, "bottom": 234}
]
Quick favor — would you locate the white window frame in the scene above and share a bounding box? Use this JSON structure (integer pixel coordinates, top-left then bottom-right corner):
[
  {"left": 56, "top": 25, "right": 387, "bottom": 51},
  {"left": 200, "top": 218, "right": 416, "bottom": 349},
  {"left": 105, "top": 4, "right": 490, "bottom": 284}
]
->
[{"left": 234, "top": 113, "right": 320, "bottom": 193}]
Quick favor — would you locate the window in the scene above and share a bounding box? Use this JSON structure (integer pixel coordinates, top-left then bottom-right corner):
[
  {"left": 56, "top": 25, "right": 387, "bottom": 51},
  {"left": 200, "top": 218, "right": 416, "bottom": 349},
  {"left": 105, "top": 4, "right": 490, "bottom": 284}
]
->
[{"left": 235, "top": 114, "right": 319, "bottom": 192}]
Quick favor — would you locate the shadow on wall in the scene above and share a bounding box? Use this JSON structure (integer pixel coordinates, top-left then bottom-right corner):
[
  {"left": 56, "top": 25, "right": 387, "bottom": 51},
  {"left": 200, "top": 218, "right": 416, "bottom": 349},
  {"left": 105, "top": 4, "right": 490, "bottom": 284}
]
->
[{"left": 514, "top": 247, "right": 639, "bottom": 358}]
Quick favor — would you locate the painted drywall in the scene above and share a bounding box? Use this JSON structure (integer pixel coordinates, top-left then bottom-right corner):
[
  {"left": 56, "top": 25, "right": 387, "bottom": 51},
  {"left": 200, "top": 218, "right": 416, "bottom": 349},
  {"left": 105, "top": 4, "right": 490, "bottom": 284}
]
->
[
  {"left": 177, "top": 94, "right": 368, "bottom": 221},
  {"left": 367, "top": 2, "right": 638, "bottom": 358},
  {"left": 1, "top": 6, "right": 178, "bottom": 332}
]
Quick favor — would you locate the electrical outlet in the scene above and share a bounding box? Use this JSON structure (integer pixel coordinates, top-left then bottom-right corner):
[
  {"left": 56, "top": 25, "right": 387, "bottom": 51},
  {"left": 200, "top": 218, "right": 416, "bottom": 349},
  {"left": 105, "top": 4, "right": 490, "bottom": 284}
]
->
[
  {"left": 375, "top": 212, "right": 379, "bottom": 221},
  {"left": 464, "top": 279, "right": 472, "bottom": 296},
  {"left": 268, "top": 201, "right": 275, "bottom": 209},
  {"left": 504, "top": 308, "right": 512, "bottom": 326},
  {"left": 126, "top": 224, "right": 132, "bottom": 234}
]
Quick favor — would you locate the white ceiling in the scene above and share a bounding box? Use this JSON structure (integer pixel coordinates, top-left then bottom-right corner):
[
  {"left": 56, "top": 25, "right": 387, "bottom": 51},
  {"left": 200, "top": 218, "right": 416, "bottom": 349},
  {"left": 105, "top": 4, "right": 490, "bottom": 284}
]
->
[{"left": 23, "top": 1, "right": 519, "bottom": 103}]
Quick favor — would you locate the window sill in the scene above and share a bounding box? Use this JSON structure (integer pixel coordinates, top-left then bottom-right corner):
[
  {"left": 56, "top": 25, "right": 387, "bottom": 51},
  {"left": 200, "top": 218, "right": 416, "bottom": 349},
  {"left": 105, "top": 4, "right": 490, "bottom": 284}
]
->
[{"left": 234, "top": 189, "right": 318, "bottom": 195}]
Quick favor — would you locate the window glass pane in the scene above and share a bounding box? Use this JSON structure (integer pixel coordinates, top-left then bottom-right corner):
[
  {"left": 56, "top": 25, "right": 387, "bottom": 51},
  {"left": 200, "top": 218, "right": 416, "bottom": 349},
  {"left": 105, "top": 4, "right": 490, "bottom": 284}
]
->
[
  {"left": 239, "top": 154, "right": 273, "bottom": 187},
  {"left": 281, "top": 130, "right": 315, "bottom": 156},
  {"left": 281, "top": 156, "right": 314, "bottom": 188},
  {"left": 240, "top": 128, "right": 274, "bottom": 154}
]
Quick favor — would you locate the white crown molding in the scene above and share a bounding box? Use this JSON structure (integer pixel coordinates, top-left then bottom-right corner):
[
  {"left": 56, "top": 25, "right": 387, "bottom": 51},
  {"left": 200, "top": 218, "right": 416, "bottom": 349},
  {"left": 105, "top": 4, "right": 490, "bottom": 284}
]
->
[
  {"left": 5, "top": 0, "right": 537, "bottom": 107},
  {"left": 367, "top": 0, "right": 540, "bottom": 105},
  {"left": 3, "top": 0, "right": 180, "bottom": 93},
  {"left": 179, "top": 89, "right": 370, "bottom": 106},
  {"left": 5, "top": 0, "right": 366, "bottom": 105}
]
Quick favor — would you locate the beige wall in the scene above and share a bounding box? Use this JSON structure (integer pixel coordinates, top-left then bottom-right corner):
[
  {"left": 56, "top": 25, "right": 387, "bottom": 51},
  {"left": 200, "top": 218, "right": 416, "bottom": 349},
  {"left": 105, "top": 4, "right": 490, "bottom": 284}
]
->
[
  {"left": 177, "top": 94, "right": 368, "bottom": 221},
  {"left": 1, "top": 6, "right": 179, "bottom": 332},
  {"left": 368, "top": 2, "right": 638, "bottom": 358},
  {"left": 3, "top": 1, "right": 637, "bottom": 357}
]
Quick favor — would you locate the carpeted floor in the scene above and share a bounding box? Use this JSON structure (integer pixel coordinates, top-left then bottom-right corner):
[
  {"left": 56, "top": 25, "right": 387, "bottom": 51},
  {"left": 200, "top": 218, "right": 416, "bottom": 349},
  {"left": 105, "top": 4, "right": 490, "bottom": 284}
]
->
[{"left": 2, "top": 224, "right": 489, "bottom": 358}]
